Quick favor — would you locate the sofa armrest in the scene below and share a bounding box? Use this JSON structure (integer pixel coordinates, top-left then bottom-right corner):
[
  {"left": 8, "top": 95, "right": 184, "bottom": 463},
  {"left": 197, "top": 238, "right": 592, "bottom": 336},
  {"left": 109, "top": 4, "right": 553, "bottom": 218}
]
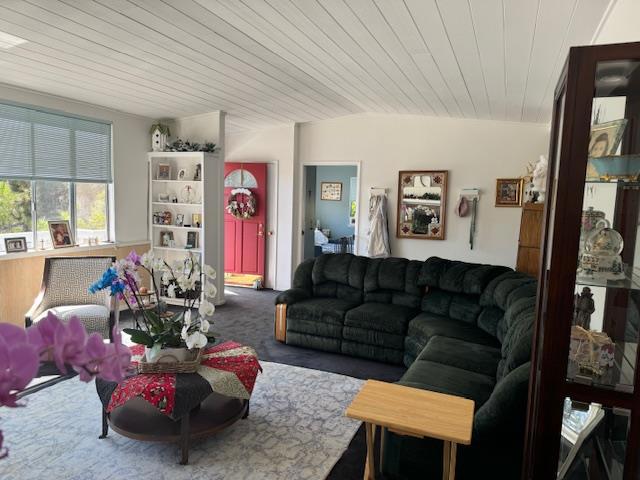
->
[{"left": 275, "top": 288, "right": 311, "bottom": 306}]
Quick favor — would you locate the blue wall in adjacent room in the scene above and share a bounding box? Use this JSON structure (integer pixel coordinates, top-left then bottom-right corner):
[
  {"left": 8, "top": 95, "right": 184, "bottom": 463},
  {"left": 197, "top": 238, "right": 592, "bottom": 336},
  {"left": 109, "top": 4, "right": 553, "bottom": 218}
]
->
[{"left": 315, "top": 165, "right": 357, "bottom": 239}]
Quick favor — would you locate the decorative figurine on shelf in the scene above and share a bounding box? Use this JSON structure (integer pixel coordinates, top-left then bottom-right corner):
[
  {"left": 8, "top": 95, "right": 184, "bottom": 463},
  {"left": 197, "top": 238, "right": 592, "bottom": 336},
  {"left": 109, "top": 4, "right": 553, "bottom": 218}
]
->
[
  {"left": 150, "top": 123, "right": 170, "bottom": 152},
  {"left": 532, "top": 155, "right": 548, "bottom": 203},
  {"left": 573, "top": 287, "right": 595, "bottom": 330},
  {"left": 194, "top": 163, "right": 201, "bottom": 181},
  {"left": 578, "top": 220, "right": 625, "bottom": 280},
  {"left": 522, "top": 160, "right": 538, "bottom": 203},
  {"left": 580, "top": 207, "right": 607, "bottom": 254},
  {"left": 180, "top": 184, "right": 195, "bottom": 204}
]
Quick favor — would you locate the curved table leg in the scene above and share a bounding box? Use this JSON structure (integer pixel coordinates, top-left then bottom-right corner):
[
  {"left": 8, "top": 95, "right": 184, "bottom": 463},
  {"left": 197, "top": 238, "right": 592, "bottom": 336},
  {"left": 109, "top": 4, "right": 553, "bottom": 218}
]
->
[
  {"left": 179, "top": 414, "right": 190, "bottom": 465},
  {"left": 99, "top": 408, "right": 109, "bottom": 439}
]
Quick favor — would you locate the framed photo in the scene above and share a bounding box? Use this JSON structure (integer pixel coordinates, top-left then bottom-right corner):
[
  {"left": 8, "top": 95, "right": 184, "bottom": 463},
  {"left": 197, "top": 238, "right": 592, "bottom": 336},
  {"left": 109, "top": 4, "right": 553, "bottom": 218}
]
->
[
  {"left": 177, "top": 168, "right": 187, "bottom": 181},
  {"left": 397, "top": 170, "right": 448, "bottom": 240},
  {"left": 495, "top": 178, "right": 524, "bottom": 207},
  {"left": 4, "top": 236, "right": 27, "bottom": 253},
  {"left": 175, "top": 213, "right": 184, "bottom": 227},
  {"left": 192, "top": 213, "right": 202, "bottom": 227},
  {"left": 160, "top": 230, "right": 174, "bottom": 247},
  {"left": 186, "top": 231, "right": 199, "bottom": 249},
  {"left": 320, "top": 182, "right": 342, "bottom": 201},
  {"left": 589, "top": 119, "right": 627, "bottom": 158},
  {"left": 157, "top": 163, "right": 172, "bottom": 180},
  {"left": 48, "top": 220, "right": 74, "bottom": 248},
  {"left": 158, "top": 193, "right": 170, "bottom": 203}
]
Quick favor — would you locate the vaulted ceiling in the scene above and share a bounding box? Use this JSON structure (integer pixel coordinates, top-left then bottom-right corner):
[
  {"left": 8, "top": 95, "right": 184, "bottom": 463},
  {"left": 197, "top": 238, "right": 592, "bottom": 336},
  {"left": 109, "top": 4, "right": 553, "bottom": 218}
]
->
[{"left": 0, "top": 0, "right": 613, "bottom": 132}]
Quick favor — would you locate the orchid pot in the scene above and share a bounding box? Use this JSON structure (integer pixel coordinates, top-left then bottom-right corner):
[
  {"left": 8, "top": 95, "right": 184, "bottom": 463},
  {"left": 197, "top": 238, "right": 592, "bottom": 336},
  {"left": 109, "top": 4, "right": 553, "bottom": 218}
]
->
[{"left": 145, "top": 345, "right": 194, "bottom": 363}]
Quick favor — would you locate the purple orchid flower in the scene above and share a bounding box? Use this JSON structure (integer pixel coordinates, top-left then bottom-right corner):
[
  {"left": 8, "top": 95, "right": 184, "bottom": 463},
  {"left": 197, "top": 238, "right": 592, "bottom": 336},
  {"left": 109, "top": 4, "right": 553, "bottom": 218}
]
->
[
  {"left": 0, "top": 324, "right": 39, "bottom": 408},
  {"left": 126, "top": 250, "right": 142, "bottom": 266}
]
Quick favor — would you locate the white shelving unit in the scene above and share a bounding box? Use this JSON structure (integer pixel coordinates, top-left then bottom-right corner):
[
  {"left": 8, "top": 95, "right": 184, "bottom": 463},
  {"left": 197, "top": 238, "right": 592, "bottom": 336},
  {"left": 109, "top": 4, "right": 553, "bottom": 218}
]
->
[{"left": 148, "top": 151, "right": 224, "bottom": 305}]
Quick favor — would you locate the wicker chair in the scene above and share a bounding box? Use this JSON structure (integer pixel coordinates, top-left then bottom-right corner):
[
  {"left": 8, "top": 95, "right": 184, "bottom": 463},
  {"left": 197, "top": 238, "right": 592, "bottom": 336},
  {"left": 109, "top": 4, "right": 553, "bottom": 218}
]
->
[{"left": 25, "top": 256, "right": 118, "bottom": 341}]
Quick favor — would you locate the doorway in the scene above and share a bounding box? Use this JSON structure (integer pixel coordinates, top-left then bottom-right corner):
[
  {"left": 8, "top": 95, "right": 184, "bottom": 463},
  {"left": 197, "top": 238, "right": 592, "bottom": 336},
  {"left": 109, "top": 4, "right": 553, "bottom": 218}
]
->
[
  {"left": 303, "top": 165, "right": 358, "bottom": 260},
  {"left": 224, "top": 162, "right": 267, "bottom": 288}
]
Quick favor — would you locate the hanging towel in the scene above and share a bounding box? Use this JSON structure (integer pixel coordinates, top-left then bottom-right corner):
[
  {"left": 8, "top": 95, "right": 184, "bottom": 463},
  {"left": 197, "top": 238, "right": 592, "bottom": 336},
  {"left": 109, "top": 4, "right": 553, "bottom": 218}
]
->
[{"left": 367, "top": 193, "right": 391, "bottom": 258}]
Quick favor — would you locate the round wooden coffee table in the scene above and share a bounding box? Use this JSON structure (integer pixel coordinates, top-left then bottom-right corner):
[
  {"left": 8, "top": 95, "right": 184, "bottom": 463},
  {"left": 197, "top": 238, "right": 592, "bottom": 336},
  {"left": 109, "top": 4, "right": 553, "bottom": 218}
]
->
[{"left": 101, "top": 393, "right": 248, "bottom": 465}]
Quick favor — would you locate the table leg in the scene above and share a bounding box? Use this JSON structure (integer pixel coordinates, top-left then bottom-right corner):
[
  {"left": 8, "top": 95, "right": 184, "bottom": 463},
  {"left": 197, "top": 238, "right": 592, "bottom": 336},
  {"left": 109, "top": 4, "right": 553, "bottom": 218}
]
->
[
  {"left": 448, "top": 442, "right": 457, "bottom": 480},
  {"left": 99, "top": 408, "right": 108, "bottom": 439},
  {"left": 179, "top": 413, "right": 190, "bottom": 465},
  {"left": 442, "top": 441, "right": 451, "bottom": 480},
  {"left": 242, "top": 400, "right": 250, "bottom": 419},
  {"left": 379, "top": 426, "right": 386, "bottom": 474},
  {"left": 364, "top": 422, "right": 376, "bottom": 480}
]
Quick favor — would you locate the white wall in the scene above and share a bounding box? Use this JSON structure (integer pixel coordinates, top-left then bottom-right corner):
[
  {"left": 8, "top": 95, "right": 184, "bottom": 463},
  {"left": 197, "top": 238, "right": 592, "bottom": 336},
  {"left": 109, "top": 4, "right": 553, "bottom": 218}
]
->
[
  {"left": 593, "top": 0, "right": 640, "bottom": 44},
  {"left": 226, "top": 124, "right": 297, "bottom": 290},
  {"left": 0, "top": 83, "right": 152, "bottom": 243},
  {"left": 297, "top": 113, "right": 550, "bottom": 267}
]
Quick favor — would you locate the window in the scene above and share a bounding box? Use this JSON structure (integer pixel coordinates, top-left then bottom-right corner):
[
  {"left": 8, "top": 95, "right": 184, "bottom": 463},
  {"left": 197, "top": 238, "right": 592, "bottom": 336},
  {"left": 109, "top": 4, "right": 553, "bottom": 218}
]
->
[{"left": 0, "top": 102, "right": 112, "bottom": 253}]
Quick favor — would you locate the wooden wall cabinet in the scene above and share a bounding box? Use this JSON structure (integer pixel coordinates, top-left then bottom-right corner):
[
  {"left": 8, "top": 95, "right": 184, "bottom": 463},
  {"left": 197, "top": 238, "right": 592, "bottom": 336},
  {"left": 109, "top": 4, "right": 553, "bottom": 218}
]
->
[
  {"left": 524, "top": 42, "right": 640, "bottom": 480},
  {"left": 516, "top": 202, "right": 544, "bottom": 277}
]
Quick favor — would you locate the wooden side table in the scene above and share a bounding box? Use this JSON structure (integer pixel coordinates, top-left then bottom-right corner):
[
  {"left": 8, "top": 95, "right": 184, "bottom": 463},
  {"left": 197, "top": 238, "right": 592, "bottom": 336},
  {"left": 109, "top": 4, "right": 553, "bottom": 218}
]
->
[{"left": 345, "top": 380, "right": 474, "bottom": 480}]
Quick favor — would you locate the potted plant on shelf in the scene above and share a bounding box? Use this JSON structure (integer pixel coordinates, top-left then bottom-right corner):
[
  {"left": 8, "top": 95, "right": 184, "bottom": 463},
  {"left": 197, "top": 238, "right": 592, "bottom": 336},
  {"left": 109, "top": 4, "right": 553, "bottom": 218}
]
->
[
  {"left": 90, "top": 250, "right": 217, "bottom": 365},
  {"left": 150, "top": 123, "right": 171, "bottom": 152}
]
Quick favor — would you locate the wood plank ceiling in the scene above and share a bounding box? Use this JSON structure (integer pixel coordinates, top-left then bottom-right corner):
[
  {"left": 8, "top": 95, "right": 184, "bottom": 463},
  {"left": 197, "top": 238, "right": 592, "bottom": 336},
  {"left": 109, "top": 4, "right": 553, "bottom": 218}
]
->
[{"left": 0, "top": 0, "right": 612, "bottom": 132}]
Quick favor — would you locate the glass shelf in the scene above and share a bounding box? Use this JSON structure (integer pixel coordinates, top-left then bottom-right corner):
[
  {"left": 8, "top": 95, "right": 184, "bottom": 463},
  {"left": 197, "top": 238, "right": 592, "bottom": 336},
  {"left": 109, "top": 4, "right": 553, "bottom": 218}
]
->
[
  {"left": 576, "top": 267, "right": 640, "bottom": 291},
  {"left": 567, "top": 341, "right": 636, "bottom": 393}
]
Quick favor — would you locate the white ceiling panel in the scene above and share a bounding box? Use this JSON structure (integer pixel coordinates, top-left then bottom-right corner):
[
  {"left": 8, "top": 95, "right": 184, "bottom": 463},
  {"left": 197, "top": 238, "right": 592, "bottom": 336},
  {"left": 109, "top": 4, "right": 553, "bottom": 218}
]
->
[{"left": 0, "top": 0, "right": 613, "bottom": 131}]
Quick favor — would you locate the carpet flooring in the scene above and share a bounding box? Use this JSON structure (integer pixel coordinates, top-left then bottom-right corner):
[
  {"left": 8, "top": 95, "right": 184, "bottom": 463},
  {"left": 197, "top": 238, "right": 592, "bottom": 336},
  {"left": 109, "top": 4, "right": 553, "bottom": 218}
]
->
[
  {"left": 121, "top": 287, "right": 406, "bottom": 479},
  {"left": 3, "top": 361, "right": 364, "bottom": 480}
]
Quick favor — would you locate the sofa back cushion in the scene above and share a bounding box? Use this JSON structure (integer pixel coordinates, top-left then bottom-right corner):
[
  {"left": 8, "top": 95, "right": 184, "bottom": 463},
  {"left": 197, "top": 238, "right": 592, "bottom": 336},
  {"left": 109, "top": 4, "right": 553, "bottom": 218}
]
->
[
  {"left": 363, "top": 257, "right": 422, "bottom": 309},
  {"left": 311, "top": 254, "right": 367, "bottom": 303},
  {"left": 496, "top": 297, "right": 536, "bottom": 380},
  {"left": 418, "top": 258, "right": 512, "bottom": 324}
]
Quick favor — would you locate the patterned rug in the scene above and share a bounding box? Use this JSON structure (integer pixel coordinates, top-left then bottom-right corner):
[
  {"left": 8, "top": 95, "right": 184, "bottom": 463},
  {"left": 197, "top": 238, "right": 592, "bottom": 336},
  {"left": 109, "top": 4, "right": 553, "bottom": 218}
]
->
[{"left": 1, "top": 362, "right": 363, "bottom": 480}]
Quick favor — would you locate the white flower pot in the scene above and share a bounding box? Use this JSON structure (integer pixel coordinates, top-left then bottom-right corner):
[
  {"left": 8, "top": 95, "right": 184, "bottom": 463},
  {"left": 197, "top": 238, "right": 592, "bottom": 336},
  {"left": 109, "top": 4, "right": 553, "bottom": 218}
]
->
[{"left": 145, "top": 346, "right": 192, "bottom": 363}]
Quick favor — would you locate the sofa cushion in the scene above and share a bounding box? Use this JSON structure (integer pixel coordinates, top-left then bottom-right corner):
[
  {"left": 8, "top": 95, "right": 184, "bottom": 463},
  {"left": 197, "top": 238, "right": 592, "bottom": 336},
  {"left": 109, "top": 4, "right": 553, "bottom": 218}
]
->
[
  {"left": 34, "top": 304, "right": 110, "bottom": 338},
  {"left": 418, "top": 336, "right": 501, "bottom": 377},
  {"left": 285, "top": 331, "right": 341, "bottom": 353},
  {"left": 480, "top": 271, "right": 535, "bottom": 309},
  {"left": 287, "top": 317, "right": 343, "bottom": 339},
  {"left": 417, "top": 257, "right": 511, "bottom": 295},
  {"left": 399, "top": 360, "right": 495, "bottom": 408},
  {"left": 477, "top": 306, "right": 504, "bottom": 337},
  {"left": 345, "top": 302, "right": 418, "bottom": 334},
  {"left": 287, "top": 298, "right": 359, "bottom": 326},
  {"left": 341, "top": 340, "right": 404, "bottom": 364},
  {"left": 407, "top": 313, "right": 500, "bottom": 347},
  {"left": 343, "top": 326, "right": 405, "bottom": 350}
]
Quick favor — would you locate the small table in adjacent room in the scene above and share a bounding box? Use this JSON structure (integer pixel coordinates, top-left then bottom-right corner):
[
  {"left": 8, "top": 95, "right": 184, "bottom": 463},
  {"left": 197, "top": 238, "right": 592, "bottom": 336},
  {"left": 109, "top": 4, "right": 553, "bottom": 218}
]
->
[
  {"left": 345, "top": 380, "right": 474, "bottom": 480},
  {"left": 96, "top": 341, "right": 262, "bottom": 465}
]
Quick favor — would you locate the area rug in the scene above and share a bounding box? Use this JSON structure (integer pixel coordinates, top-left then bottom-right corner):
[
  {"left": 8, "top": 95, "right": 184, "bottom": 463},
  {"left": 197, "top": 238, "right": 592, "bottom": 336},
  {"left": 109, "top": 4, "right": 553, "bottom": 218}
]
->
[{"left": 1, "top": 361, "right": 364, "bottom": 480}]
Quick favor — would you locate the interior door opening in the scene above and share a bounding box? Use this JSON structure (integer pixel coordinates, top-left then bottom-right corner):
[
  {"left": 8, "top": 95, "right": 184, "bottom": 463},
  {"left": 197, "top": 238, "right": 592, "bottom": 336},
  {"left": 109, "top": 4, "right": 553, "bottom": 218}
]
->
[{"left": 303, "top": 165, "right": 358, "bottom": 260}]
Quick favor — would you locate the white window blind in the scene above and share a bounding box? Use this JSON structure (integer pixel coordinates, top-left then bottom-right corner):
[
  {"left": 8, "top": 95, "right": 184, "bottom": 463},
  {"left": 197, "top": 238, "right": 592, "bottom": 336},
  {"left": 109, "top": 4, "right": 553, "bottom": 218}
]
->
[{"left": 0, "top": 103, "right": 112, "bottom": 183}]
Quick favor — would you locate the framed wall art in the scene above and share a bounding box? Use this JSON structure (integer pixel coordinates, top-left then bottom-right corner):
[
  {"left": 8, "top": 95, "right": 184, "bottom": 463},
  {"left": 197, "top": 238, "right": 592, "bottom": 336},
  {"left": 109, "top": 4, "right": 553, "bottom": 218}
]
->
[
  {"left": 397, "top": 170, "right": 448, "bottom": 240},
  {"left": 320, "top": 182, "right": 342, "bottom": 201},
  {"left": 495, "top": 178, "right": 524, "bottom": 207}
]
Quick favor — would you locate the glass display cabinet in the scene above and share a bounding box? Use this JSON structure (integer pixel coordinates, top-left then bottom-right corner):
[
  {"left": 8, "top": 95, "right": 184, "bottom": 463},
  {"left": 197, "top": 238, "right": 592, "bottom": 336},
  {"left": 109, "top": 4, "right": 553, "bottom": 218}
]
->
[{"left": 524, "top": 42, "right": 640, "bottom": 480}]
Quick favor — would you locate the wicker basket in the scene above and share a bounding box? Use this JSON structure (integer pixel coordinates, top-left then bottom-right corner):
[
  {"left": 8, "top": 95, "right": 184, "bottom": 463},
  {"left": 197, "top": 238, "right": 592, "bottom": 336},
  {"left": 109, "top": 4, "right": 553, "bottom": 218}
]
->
[{"left": 137, "top": 348, "right": 203, "bottom": 374}]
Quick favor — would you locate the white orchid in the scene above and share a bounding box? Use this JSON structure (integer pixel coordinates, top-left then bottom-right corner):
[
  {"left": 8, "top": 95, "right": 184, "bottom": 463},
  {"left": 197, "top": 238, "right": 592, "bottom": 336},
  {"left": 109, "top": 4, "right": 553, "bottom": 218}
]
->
[
  {"left": 180, "top": 323, "right": 189, "bottom": 341},
  {"left": 184, "top": 309, "right": 192, "bottom": 327},
  {"left": 203, "top": 282, "right": 217, "bottom": 298},
  {"left": 167, "top": 283, "right": 176, "bottom": 298},
  {"left": 177, "top": 274, "right": 197, "bottom": 292},
  {"left": 200, "top": 319, "right": 210, "bottom": 333},
  {"left": 185, "top": 331, "right": 208, "bottom": 349},
  {"left": 161, "top": 270, "right": 172, "bottom": 286},
  {"left": 199, "top": 299, "right": 215, "bottom": 317},
  {"left": 140, "top": 252, "right": 154, "bottom": 269},
  {"left": 203, "top": 264, "right": 216, "bottom": 280}
]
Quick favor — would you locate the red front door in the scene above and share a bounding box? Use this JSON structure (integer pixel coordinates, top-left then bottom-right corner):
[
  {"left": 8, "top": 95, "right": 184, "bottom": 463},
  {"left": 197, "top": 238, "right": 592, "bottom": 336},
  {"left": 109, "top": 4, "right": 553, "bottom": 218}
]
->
[{"left": 224, "top": 163, "right": 267, "bottom": 278}]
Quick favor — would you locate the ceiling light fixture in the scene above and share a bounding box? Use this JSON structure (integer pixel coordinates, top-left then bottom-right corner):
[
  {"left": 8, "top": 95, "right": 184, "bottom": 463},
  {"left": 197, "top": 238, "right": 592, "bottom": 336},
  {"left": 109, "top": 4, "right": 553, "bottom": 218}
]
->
[{"left": 0, "top": 31, "right": 27, "bottom": 49}]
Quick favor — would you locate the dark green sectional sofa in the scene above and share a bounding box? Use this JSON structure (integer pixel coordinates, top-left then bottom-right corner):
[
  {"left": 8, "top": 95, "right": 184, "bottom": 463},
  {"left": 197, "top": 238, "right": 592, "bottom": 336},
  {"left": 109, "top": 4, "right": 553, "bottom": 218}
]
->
[{"left": 274, "top": 253, "right": 537, "bottom": 479}]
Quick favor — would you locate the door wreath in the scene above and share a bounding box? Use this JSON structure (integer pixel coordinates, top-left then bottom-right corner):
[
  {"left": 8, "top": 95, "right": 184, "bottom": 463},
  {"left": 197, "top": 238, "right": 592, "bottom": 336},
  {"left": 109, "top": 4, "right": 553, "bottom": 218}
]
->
[{"left": 226, "top": 188, "right": 257, "bottom": 219}]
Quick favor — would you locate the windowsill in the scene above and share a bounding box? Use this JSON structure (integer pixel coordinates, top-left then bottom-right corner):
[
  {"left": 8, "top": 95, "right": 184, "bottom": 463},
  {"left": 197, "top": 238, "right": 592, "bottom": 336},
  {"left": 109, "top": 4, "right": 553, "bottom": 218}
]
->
[{"left": 0, "top": 240, "right": 150, "bottom": 262}]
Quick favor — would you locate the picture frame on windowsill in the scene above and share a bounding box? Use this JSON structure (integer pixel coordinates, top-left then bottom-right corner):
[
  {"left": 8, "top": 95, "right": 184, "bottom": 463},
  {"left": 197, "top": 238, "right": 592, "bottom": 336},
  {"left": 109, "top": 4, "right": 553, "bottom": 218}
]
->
[
  {"left": 48, "top": 220, "right": 75, "bottom": 249},
  {"left": 4, "top": 236, "right": 28, "bottom": 253}
]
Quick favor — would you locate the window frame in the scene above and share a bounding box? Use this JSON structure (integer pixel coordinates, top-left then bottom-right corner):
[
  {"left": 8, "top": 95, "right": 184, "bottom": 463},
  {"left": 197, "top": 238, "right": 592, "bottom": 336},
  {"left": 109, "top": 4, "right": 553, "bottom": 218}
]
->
[{"left": 1, "top": 178, "right": 112, "bottom": 252}]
